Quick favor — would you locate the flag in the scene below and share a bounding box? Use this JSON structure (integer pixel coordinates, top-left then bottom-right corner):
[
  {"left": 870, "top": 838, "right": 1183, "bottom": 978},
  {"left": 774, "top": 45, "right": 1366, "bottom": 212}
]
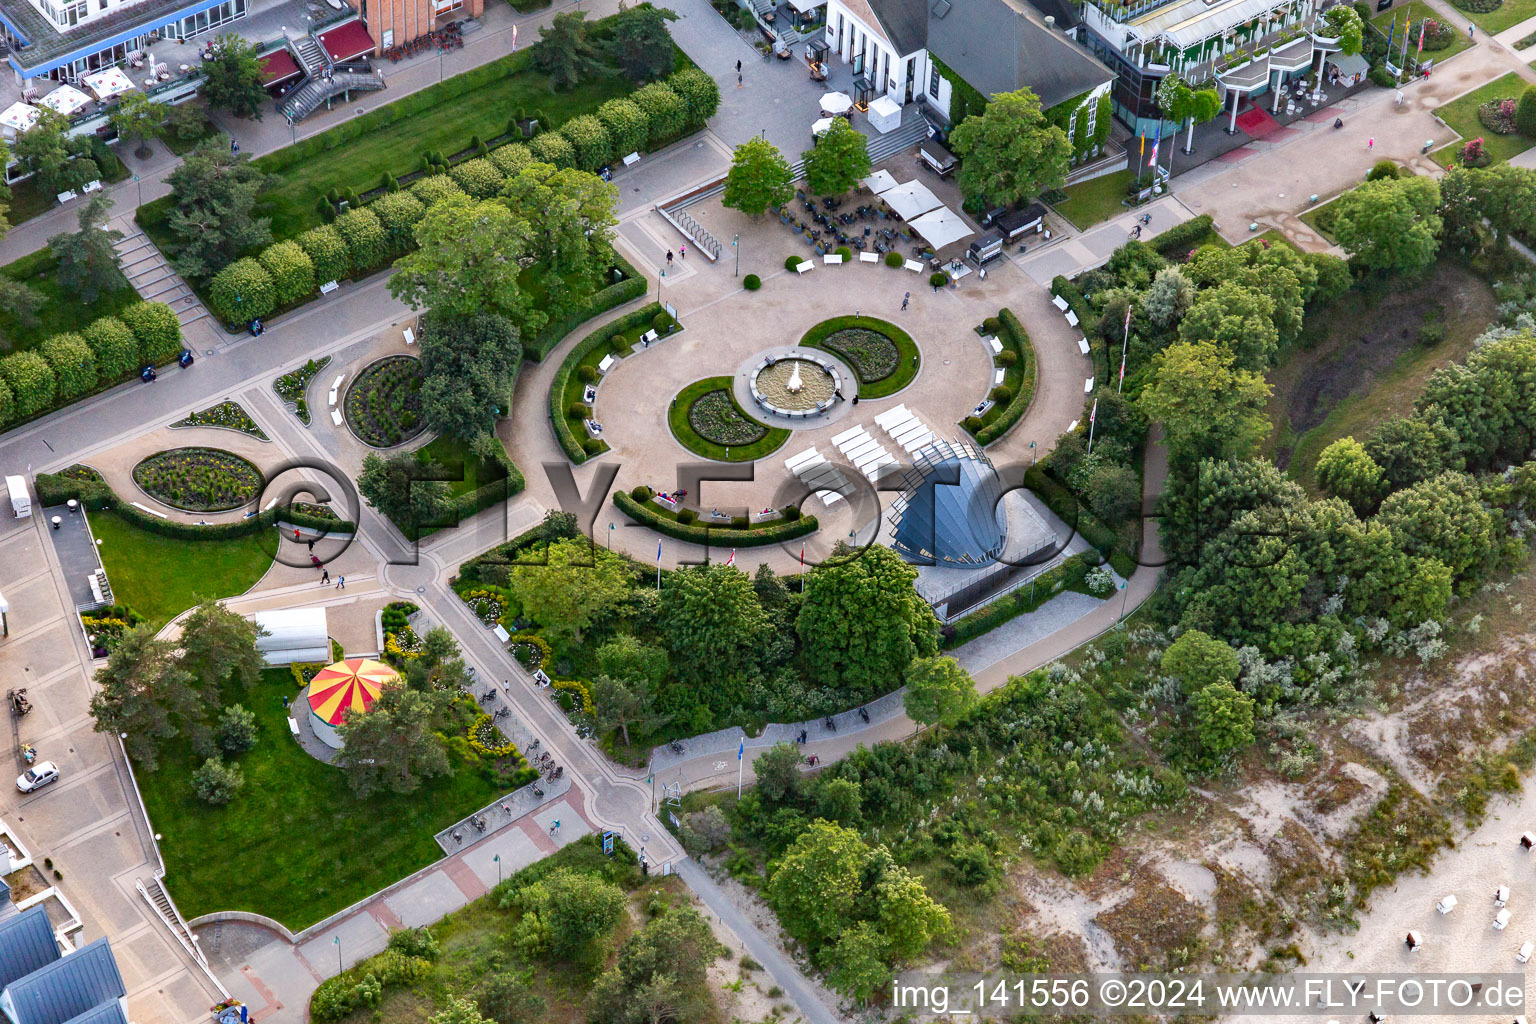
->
[
  {"left": 1385, "top": 15, "right": 1395, "bottom": 59},
  {"left": 657, "top": 539, "right": 662, "bottom": 564},
  {"left": 512, "top": 23, "right": 518, "bottom": 49},
  {"left": 799, "top": 544, "right": 805, "bottom": 567},
  {"left": 1090, "top": 398, "right": 1098, "bottom": 424},
  {"left": 738, "top": 738, "right": 745, "bottom": 761},
  {"left": 1418, "top": 18, "right": 1426, "bottom": 53},
  {"left": 1138, "top": 132, "right": 1145, "bottom": 162},
  {"left": 725, "top": 549, "right": 736, "bottom": 567},
  {"left": 1147, "top": 126, "right": 1160, "bottom": 169}
]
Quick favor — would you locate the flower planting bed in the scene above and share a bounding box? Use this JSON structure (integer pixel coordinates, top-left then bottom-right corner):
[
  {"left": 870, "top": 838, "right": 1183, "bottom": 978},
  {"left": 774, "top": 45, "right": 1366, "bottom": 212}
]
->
[
  {"left": 170, "top": 401, "right": 269, "bottom": 440},
  {"left": 818, "top": 328, "right": 899, "bottom": 381},
  {"left": 690, "top": 389, "right": 767, "bottom": 446},
  {"left": 343, "top": 355, "right": 425, "bottom": 448},
  {"left": 669, "top": 376, "right": 789, "bottom": 462},
  {"left": 131, "top": 447, "right": 263, "bottom": 512},
  {"left": 799, "top": 315, "right": 919, "bottom": 399},
  {"left": 1477, "top": 98, "right": 1520, "bottom": 135},
  {"left": 273, "top": 356, "right": 331, "bottom": 425}
]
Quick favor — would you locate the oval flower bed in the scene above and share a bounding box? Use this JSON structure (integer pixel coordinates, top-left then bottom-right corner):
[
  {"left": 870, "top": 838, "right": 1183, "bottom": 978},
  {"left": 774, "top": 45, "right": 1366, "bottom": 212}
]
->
[
  {"left": 132, "top": 447, "right": 263, "bottom": 512},
  {"left": 689, "top": 388, "right": 768, "bottom": 447},
  {"left": 343, "top": 355, "right": 426, "bottom": 448},
  {"left": 468, "top": 713, "right": 517, "bottom": 758},
  {"left": 800, "top": 315, "right": 919, "bottom": 398},
  {"left": 669, "top": 376, "right": 789, "bottom": 462},
  {"left": 1477, "top": 97, "right": 1519, "bottom": 135}
]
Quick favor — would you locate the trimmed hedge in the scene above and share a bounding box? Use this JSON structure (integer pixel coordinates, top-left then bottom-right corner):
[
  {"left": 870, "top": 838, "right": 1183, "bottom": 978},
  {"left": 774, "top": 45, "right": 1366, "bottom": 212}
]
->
[
  {"left": 596, "top": 98, "right": 648, "bottom": 158},
  {"left": 209, "top": 257, "right": 277, "bottom": 324},
  {"left": 549, "top": 303, "right": 663, "bottom": 462},
  {"left": 559, "top": 114, "right": 612, "bottom": 173},
  {"left": 83, "top": 317, "right": 139, "bottom": 383},
  {"left": 0, "top": 351, "right": 55, "bottom": 418},
  {"left": 526, "top": 251, "right": 646, "bottom": 361},
  {"left": 408, "top": 174, "right": 466, "bottom": 208},
  {"left": 529, "top": 131, "right": 576, "bottom": 168},
  {"left": 1024, "top": 464, "right": 1126, "bottom": 570},
  {"left": 1148, "top": 214, "right": 1216, "bottom": 259},
  {"left": 449, "top": 156, "right": 506, "bottom": 199},
  {"left": 632, "top": 82, "right": 687, "bottom": 148},
  {"left": 120, "top": 301, "right": 183, "bottom": 365},
  {"left": 39, "top": 333, "right": 94, "bottom": 401},
  {"left": 258, "top": 240, "right": 316, "bottom": 307},
  {"left": 970, "top": 308, "right": 1038, "bottom": 445},
  {"left": 488, "top": 143, "right": 535, "bottom": 177},
  {"left": 612, "top": 491, "right": 818, "bottom": 547},
  {"left": 297, "top": 224, "right": 350, "bottom": 286},
  {"left": 941, "top": 555, "right": 1092, "bottom": 648},
  {"left": 36, "top": 466, "right": 354, "bottom": 539}
]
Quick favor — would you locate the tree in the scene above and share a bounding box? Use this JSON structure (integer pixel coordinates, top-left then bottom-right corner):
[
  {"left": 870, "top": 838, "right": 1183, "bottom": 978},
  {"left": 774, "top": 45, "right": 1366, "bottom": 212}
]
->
[
  {"left": 534, "top": 11, "right": 609, "bottom": 90},
  {"left": 180, "top": 600, "right": 265, "bottom": 689},
  {"left": 1177, "top": 282, "right": 1279, "bottom": 370},
  {"left": 0, "top": 278, "right": 43, "bottom": 328},
  {"left": 1332, "top": 174, "right": 1442, "bottom": 276},
  {"left": 591, "top": 674, "right": 665, "bottom": 747},
  {"left": 216, "top": 703, "right": 258, "bottom": 754},
  {"left": 825, "top": 922, "right": 891, "bottom": 1001},
  {"left": 88, "top": 627, "right": 209, "bottom": 770},
  {"left": 903, "top": 656, "right": 977, "bottom": 734},
  {"left": 1141, "top": 265, "right": 1193, "bottom": 329},
  {"left": 722, "top": 138, "right": 794, "bottom": 217},
  {"left": 108, "top": 91, "right": 169, "bottom": 158},
  {"left": 49, "top": 194, "right": 124, "bottom": 304},
  {"left": 680, "top": 805, "right": 732, "bottom": 853},
  {"left": 596, "top": 634, "right": 668, "bottom": 688},
  {"left": 480, "top": 970, "right": 546, "bottom": 1024},
  {"left": 1375, "top": 471, "right": 1499, "bottom": 582},
  {"left": 390, "top": 195, "right": 537, "bottom": 333},
  {"left": 335, "top": 683, "right": 451, "bottom": 797},
  {"left": 1321, "top": 4, "right": 1364, "bottom": 55},
  {"left": 766, "top": 820, "right": 869, "bottom": 951},
  {"left": 15, "top": 112, "right": 95, "bottom": 197},
  {"left": 1156, "top": 75, "right": 1223, "bottom": 154},
  {"left": 1192, "top": 681, "right": 1255, "bottom": 756},
  {"left": 83, "top": 316, "right": 138, "bottom": 382},
  {"left": 429, "top": 998, "right": 492, "bottom": 1024},
  {"left": 949, "top": 87, "right": 1072, "bottom": 208},
  {"left": 1518, "top": 86, "right": 1536, "bottom": 139},
  {"left": 588, "top": 906, "right": 723, "bottom": 1024},
  {"left": 200, "top": 34, "right": 267, "bottom": 119},
  {"left": 1160, "top": 628, "right": 1239, "bottom": 697},
  {"left": 1315, "top": 436, "right": 1385, "bottom": 514},
  {"left": 358, "top": 450, "right": 454, "bottom": 532},
  {"left": 508, "top": 867, "right": 627, "bottom": 961},
  {"left": 608, "top": 4, "right": 678, "bottom": 82},
  {"left": 668, "top": 67, "right": 720, "bottom": 128},
  {"left": 1139, "top": 341, "right": 1272, "bottom": 465},
  {"left": 164, "top": 139, "right": 272, "bottom": 280},
  {"left": 0, "top": 351, "right": 54, "bottom": 418},
  {"left": 658, "top": 564, "right": 769, "bottom": 682},
  {"left": 500, "top": 163, "right": 618, "bottom": 313},
  {"left": 191, "top": 756, "right": 244, "bottom": 805},
  {"left": 802, "top": 118, "right": 871, "bottom": 197},
  {"left": 596, "top": 98, "right": 650, "bottom": 157},
  {"left": 416, "top": 310, "right": 522, "bottom": 439},
  {"left": 39, "top": 333, "right": 93, "bottom": 401},
  {"left": 752, "top": 742, "right": 804, "bottom": 804},
  {"left": 1365, "top": 415, "right": 1462, "bottom": 491},
  {"left": 507, "top": 538, "right": 631, "bottom": 642}
]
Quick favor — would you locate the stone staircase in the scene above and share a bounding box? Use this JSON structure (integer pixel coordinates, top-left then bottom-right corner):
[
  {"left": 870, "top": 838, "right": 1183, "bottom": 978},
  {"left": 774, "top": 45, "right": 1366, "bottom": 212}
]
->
[
  {"left": 137, "top": 877, "right": 209, "bottom": 969},
  {"left": 865, "top": 114, "right": 930, "bottom": 167},
  {"left": 114, "top": 227, "right": 209, "bottom": 330}
]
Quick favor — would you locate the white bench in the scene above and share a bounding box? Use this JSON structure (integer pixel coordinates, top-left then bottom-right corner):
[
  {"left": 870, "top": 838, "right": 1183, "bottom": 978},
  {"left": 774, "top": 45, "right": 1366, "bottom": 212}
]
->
[
  {"left": 583, "top": 384, "right": 597, "bottom": 404},
  {"left": 873, "top": 405, "right": 911, "bottom": 429},
  {"left": 1084, "top": 377, "right": 1095, "bottom": 393},
  {"left": 130, "top": 501, "right": 168, "bottom": 519},
  {"left": 1068, "top": 419, "right": 1079, "bottom": 432},
  {"left": 1077, "top": 338, "right": 1090, "bottom": 355},
  {"left": 824, "top": 253, "right": 843, "bottom": 265},
  {"left": 584, "top": 419, "right": 604, "bottom": 438},
  {"left": 859, "top": 251, "right": 879, "bottom": 263},
  {"left": 87, "top": 573, "right": 104, "bottom": 605},
  {"left": 328, "top": 387, "right": 338, "bottom": 407},
  {"left": 403, "top": 327, "right": 415, "bottom": 345},
  {"left": 622, "top": 151, "right": 641, "bottom": 167},
  {"left": 795, "top": 260, "right": 815, "bottom": 274},
  {"left": 985, "top": 336, "right": 1002, "bottom": 354},
  {"left": 653, "top": 494, "right": 680, "bottom": 511},
  {"left": 904, "top": 259, "right": 924, "bottom": 273},
  {"left": 332, "top": 374, "right": 345, "bottom": 392},
  {"left": 319, "top": 280, "right": 339, "bottom": 295},
  {"left": 750, "top": 509, "right": 782, "bottom": 524},
  {"left": 1052, "top": 294, "right": 1069, "bottom": 312},
  {"left": 1065, "top": 310, "right": 1079, "bottom": 327},
  {"left": 493, "top": 624, "right": 511, "bottom": 643},
  {"left": 830, "top": 426, "right": 865, "bottom": 446},
  {"left": 639, "top": 329, "right": 659, "bottom": 347},
  {"left": 82, "top": 179, "right": 101, "bottom": 193},
  {"left": 598, "top": 354, "right": 616, "bottom": 374},
  {"left": 994, "top": 369, "right": 1006, "bottom": 386},
  {"left": 817, "top": 489, "right": 844, "bottom": 507},
  {"left": 56, "top": 190, "right": 78, "bottom": 204},
  {"left": 331, "top": 409, "right": 344, "bottom": 426},
  {"left": 288, "top": 717, "right": 300, "bottom": 738},
  {"left": 784, "top": 447, "right": 821, "bottom": 472}
]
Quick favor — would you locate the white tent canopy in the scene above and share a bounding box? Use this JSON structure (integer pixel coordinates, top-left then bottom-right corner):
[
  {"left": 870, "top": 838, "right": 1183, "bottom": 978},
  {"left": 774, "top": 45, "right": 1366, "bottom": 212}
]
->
[
  {"left": 82, "top": 66, "right": 135, "bottom": 100},
  {"left": 862, "top": 169, "right": 898, "bottom": 194},
  {"left": 909, "top": 206, "right": 975, "bottom": 249},
  {"left": 0, "top": 102, "right": 39, "bottom": 135},
  {"left": 819, "top": 91, "right": 852, "bottom": 115},
  {"left": 39, "top": 84, "right": 91, "bottom": 115},
  {"left": 868, "top": 94, "right": 901, "bottom": 134},
  {"left": 882, "top": 179, "right": 944, "bottom": 221},
  {"left": 253, "top": 606, "right": 330, "bottom": 665},
  {"left": 811, "top": 117, "right": 835, "bottom": 136}
]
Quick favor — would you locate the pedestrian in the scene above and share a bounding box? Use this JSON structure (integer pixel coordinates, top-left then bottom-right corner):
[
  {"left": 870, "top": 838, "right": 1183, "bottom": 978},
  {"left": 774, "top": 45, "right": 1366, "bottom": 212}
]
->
[
  {"left": 736, "top": 59, "right": 741, "bottom": 73},
  {"left": 321, "top": 569, "right": 330, "bottom": 584},
  {"left": 901, "top": 291, "right": 909, "bottom": 310},
  {"left": 307, "top": 538, "right": 315, "bottom": 552},
  {"left": 666, "top": 250, "right": 673, "bottom": 267},
  {"left": 230, "top": 138, "right": 238, "bottom": 155},
  {"left": 737, "top": 71, "right": 742, "bottom": 88},
  {"left": 294, "top": 527, "right": 302, "bottom": 541},
  {"left": 1469, "top": 22, "right": 1474, "bottom": 36},
  {"left": 336, "top": 575, "right": 345, "bottom": 589},
  {"left": 501, "top": 802, "right": 511, "bottom": 816},
  {"left": 679, "top": 243, "right": 686, "bottom": 260},
  {"left": 854, "top": 307, "right": 860, "bottom": 320},
  {"left": 310, "top": 554, "right": 322, "bottom": 568}
]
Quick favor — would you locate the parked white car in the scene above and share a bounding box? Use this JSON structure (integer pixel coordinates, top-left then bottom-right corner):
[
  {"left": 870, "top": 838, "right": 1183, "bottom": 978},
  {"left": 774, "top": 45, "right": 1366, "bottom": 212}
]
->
[{"left": 16, "top": 761, "right": 58, "bottom": 792}]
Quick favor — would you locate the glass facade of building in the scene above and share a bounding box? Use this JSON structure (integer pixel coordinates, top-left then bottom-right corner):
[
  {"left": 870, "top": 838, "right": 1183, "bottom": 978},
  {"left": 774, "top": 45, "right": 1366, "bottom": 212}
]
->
[{"left": 889, "top": 440, "right": 1007, "bottom": 567}]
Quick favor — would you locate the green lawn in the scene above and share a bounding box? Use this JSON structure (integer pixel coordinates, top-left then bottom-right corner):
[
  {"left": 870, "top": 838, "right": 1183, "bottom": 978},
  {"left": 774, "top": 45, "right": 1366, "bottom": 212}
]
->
[
  {"left": 668, "top": 376, "right": 791, "bottom": 462},
  {"left": 140, "top": 668, "right": 512, "bottom": 930},
  {"left": 414, "top": 434, "right": 507, "bottom": 499},
  {"left": 1298, "top": 197, "right": 1341, "bottom": 244},
  {"left": 1440, "top": 0, "right": 1536, "bottom": 35},
  {"left": 0, "top": 248, "right": 140, "bottom": 354},
  {"left": 1430, "top": 71, "right": 1535, "bottom": 167},
  {"left": 7, "top": 144, "right": 129, "bottom": 228},
  {"left": 1053, "top": 170, "right": 1134, "bottom": 230},
  {"left": 90, "top": 511, "right": 273, "bottom": 630},
  {"left": 1371, "top": 1, "right": 1475, "bottom": 60}
]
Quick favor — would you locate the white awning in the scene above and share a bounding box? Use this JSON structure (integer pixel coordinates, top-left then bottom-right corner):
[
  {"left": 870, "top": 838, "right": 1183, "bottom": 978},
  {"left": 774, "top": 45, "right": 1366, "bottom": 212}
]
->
[
  {"left": 39, "top": 85, "right": 91, "bottom": 116},
  {"left": 0, "top": 102, "right": 39, "bottom": 134},
  {"left": 253, "top": 606, "right": 330, "bottom": 666},
  {"left": 82, "top": 66, "right": 135, "bottom": 100},
  {"left": 820, "top": 91, "right": 852, "bottom": 114},
  {"left": 1154, "top": 0, "right": 1284, "bottom": 49},
  {"left": 881, "top": 179, "right": 944, "bottom": 220},
  {"left": 909, "top": 206, "right": 975, "bottom": 249},
  {"left": 862, "top": 169, "right": 899, "bottom": 194},
  {"left": 788, "top": 0, "right": 825, "bottom": 12}
]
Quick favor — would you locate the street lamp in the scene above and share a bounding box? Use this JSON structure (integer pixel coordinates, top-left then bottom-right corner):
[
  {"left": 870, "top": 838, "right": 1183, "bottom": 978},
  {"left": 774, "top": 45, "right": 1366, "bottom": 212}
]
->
[
  {"left": 733, "top": 233, "right": 739, "bottom": 278},
  {"left": 333, "top": 935, "right": 342, "bottom": 974},
  {"left": 494, "top": 853, "right": 502, "bottom": 884}
]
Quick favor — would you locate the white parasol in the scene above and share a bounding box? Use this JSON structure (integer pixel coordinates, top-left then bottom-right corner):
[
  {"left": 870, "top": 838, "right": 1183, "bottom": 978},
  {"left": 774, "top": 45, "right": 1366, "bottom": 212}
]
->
[
  {"left": 39, "top": 84, "right": 91, "bottom": 116},
  {"left": 819, "top": 91, "right": 852, "bottom": 115},
  {"left": 811, "top": 117, "right": 835, "bottom": 136},
  {"left": 82, "top": 66, "right": 135, "bottom": 100},
  {"left": 0, "top": 101, "right": 40, "bottom": 135}
]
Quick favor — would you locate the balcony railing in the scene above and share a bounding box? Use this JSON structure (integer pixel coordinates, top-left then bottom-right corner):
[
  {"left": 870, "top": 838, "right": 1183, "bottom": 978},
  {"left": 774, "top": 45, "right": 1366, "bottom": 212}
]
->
[{"left": 1085, "top": 0, "right": 1181, "bottom": 25}]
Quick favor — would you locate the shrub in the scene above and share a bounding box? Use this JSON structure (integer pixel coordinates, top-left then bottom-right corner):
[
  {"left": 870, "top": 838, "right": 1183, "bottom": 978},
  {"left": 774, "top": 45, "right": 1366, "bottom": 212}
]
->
[
  {"left": 119, "top": 301, "right": 183, "bottom": 364},
  {"left": 488, "top": 142, "right": 535, "bottom": 176},
  {"left": 835, "top": 245, "right": 852, "bottom": 260},
  {"left": 631, "top": 485, "right": 653, "bottom": 501},
  {"left": 370, "top": 191, "right": 427, "bottom": 255},
  {"left": 669, "top": 67, "right": 721, "bottom": 128},
  {"left": 885, "top": 251, "right": 903, "bottom": 267},
  {"left": 997, "top": 349, "right": 1017, "bottom": 366},
  {"left": 578, "top": 364, "right": 599, "bottom": 383},
  {"left": 209, "top": 258, "right": 276, "bottom": 324},
  {"left": 297, "top": 225, "right": 350, "bottom": 286},
  {"left": 743, "top": 273, "right": 761, "bottom": 290},
  {"left": 1147, "top": 213, "right": 1214, "bottom": 258},
  {"left": 785, "top": 255, "right": 804, "bottom": 271},
  {"left": 930, "top": 272, "right": 948, "bottom": 287},
  {"left": 677, "top": 507, "right": 696, "bottom": 525},
  {"left": 39, "top": 333, "right": 94, "bottom": 401},
  {"left": 963, "top": 415, "right": 984, "bottom": 432},
  {"left": 334, "top": 207, "right": 390, "bottom": 274},
  {"left": 0, "top": 350, "right": 56, "bottom": 417},
  {"left": 0, "top": 378, "right": 12, "bottom": 426},
  {"left": 1367, "top": 64, "right": 1395, "bottom": 88},
  {"left": 651, "top": 310, "right": 673, "bottom": 333},
  {"left": 1365, "top": 160, "right": 1400, "bottom": 181},
  {"left": 258, "top": 240, "right": 317, "bottom": 306},
  {"left": 529, "top": 131, "right": 576, "bottom": 168},
  {"left": 990, "top": 384, "right": 1014, "bottom": 403},
  {"left": 596, "top": 98, "right": 648, "bottom": 157},
  {"left": 1461, "top": 137, "right": 1491, "bottom": 168},
  {"left": 408, "top": 174, "right": 467, "bottom": 208},
  {"left": 450, "top": 156, "right": 506, "bottom": 198},
  {"left": 83, "top": 316, "right": 139, "bottom": 382},
  {"left": 1517, "top": 86, "right": 1536, "bottom": 138},
  {"left": 568, "top": 401, "right": 589, "bottom": 418},
  {"left": 582, "top": 437, "right": 604, "bottom": 455},
  {"left": 191, "top": 756, "right": 243, "bottom": 805},
  {"left": 216, "top": 703, "right": 259, "bottom": 754},
  {"left": 1476, "top": 98, "right": 1519, "bottom": 135},
  {"left": 560, "top": 114, "right": 612, "bottom": 172},
  {"left": 631, "top": 82, "right": 687, "bottom": 147}
]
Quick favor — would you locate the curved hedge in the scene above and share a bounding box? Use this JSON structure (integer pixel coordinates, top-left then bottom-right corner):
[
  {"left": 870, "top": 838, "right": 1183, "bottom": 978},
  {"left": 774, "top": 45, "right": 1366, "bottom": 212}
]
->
[
  {"left": 612, "top": 490, "right": 817, "bottom": 547},
  {"left": 36, "top": 466, "right": 355, "bottom": 540},
  {"left": 1148, "top": 214, "right": 1215, "bottom": 259},
  {"left": 799, "top": 315, "right": 919, "bottom": 399},
  {"left": 549, "top": 303, "right": 670, "bottom": 463},
  {"left": 526, "top": 252, "right": 645, "bottom": 362},
  {"left": 969, "top": 308, "right": 1038, "bottom": 446}
]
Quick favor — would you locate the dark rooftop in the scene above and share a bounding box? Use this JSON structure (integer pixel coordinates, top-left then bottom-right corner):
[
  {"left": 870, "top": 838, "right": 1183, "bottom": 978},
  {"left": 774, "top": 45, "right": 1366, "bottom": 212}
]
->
[
  {"left": 0, "top": 0, "right": 219, "bottom": 74},
  {"left": 927, "top": 0, "right": 1113, "bottom": 108}
]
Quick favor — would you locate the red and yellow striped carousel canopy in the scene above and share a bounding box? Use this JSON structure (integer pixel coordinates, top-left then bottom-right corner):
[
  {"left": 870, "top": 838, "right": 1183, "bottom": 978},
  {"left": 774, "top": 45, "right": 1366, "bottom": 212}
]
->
[{"left": 306, "top": 658, "right": 398, "bottom": 726}]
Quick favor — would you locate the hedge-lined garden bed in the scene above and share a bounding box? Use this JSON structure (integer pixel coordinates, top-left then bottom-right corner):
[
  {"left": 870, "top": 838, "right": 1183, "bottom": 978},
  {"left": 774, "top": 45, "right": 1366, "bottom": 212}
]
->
[
  {"left": 550, "top": 304, "right": 678, "bottom": 463},
  {"left": 963, "top": 308, "right": 1037, "bottom": 446},
  {"left": 272, "top": 356, "right": 331, "bottom": 425},
  {"left": 799, "top": 315, "right": 918, "bottom": 399},
  {"left": 343, "top": 355, "right": 425, "bottom": 448},
  {"left": 613, "top": 490, "right": 817, "bottom": 547},
  {"left": 940, "top": 554, "right": 1101, "bottom": 649},
  {"left": 171, "top": 401, "right": 269, "bottom": 440},
  {"left": 670, "top": 376, "right": 789, "bottom": 462},
  {"left": 132, "top": 447, "right": 264, "bottom": 512}
]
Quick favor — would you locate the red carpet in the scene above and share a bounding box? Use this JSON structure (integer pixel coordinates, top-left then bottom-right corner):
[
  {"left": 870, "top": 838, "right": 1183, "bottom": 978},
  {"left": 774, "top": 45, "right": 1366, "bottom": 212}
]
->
[{"left": 1235, "top": 107, "right": 1282, "bottom": 138}]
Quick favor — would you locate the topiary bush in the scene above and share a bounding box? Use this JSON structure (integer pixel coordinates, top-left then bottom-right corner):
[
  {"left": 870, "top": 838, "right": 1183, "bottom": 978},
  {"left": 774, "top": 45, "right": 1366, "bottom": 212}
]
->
[
  {"left": 408, "top": 173, "right": 467, "bottom": 208},
  {"left": 83, "top": 316, "right": 139, "bottom": 383},
  {"left": 631, "top": 485, "right": 653, "bottom": 501},
  {"left": 449, "top": 156, "right": 506, "bottom": 198},
  {"left": 209, "top": 258, "right": 277, "bottom": 324},
  {"left": 0, "top": 350, "right": 56, "bottom": 417},
  {"left": 743, "top": 273, "right": 761, "bottom": 290},
  {"left": 996, "top": 349, "right": 1018, "bottom": 366},
  {"left": 835, "top": 245, "right": 852, "bottom": 260},
  {"left": 39, "top": 333, "right": 94, "bottom": 401},
  {"left": 559, "top": 114, "right": 612, "bottom": 172},
  {"left": 0, "top": 378, "right": 13, "bottom": 427},
  {"left": 1365, "top": 160, "right": 1400, "bottom": 181},
  {"left": 677, "top": 507, "right": 696, "bottom": 525},
  {"left": 370, "top": 191, "right": 427, "bottom": 257},
  {"left": 119, "top": 301, "right": 183, "bottom": 365},
  {"left": 785, "top": 255, "right": 804, "bottom": 271},
  {"left": 488, "top": 142, "right": 535, "bottom": 177},
  {"left": 596, "top": 98, "right": 649, "bottom": 157},
  {"left": 334, "top": 207, "right": 390, "bottom": 275},
  {"left": 631, "top": 82, "right": 688, "bottom": 147},
  {"left": 930, "top": 272, "right": 948, "bottom": 288},
  {"left": 1518, "top": 85, "right": 1536, "bottom": 138},
  {"left": 669, "top": 67, "right": 721, "bottom": 128},
  {"left": 298, "top": 224, "right": 350, "bottom": 286},
  {"left": 578, "top": 364, "right": 599, "bottom": 383},
  {"left": 529, "top": 131, "right": 577, "bottom": 168},
  {"left": 258, "top": 240, "right": 317, "bottom": 306},
  {"left": 885, "top": 251, "right": 903, "bottom": 267}
]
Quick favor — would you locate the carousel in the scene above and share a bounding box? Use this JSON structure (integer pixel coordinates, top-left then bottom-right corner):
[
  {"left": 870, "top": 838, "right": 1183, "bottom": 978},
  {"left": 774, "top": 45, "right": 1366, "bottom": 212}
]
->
[{"left": 303, "top": 658, "right": 399, "bottom": 748}]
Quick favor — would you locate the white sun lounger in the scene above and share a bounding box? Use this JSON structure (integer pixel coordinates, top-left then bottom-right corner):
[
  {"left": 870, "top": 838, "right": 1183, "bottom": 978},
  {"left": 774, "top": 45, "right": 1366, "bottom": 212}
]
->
[
  {"left": 893, "top": 422, "right": 930, "bottom": 446},
  {"left": 874, "top": 405, "right": 911, "bottom": 429},
  {"left": 785, "top": 447, "right": 821, "bottom": 472},
  {"left": 830, "top": 425, "right": 866, "bottom": 446},
  {"left": 844, "top": 439, "right": 883, "bottom": 464},
  {"left": 902, "top": 431, "right": 935, "bottom": 453},
  {"left": 817, "top": 490, "right": 844, "bottom": 506}
]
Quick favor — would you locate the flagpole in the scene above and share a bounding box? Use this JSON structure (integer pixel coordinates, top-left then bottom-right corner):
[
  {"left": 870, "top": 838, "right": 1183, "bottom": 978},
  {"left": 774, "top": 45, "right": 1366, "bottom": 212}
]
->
[
  {"left": 1118, "top": 306, "right": 1130, "bottom": 394},
  {"left": 737, "top": 739, "right": 744, "bottom": 798},
  {"left": 1087, "top": 398, "right": 1099, "bottom": 454}
]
